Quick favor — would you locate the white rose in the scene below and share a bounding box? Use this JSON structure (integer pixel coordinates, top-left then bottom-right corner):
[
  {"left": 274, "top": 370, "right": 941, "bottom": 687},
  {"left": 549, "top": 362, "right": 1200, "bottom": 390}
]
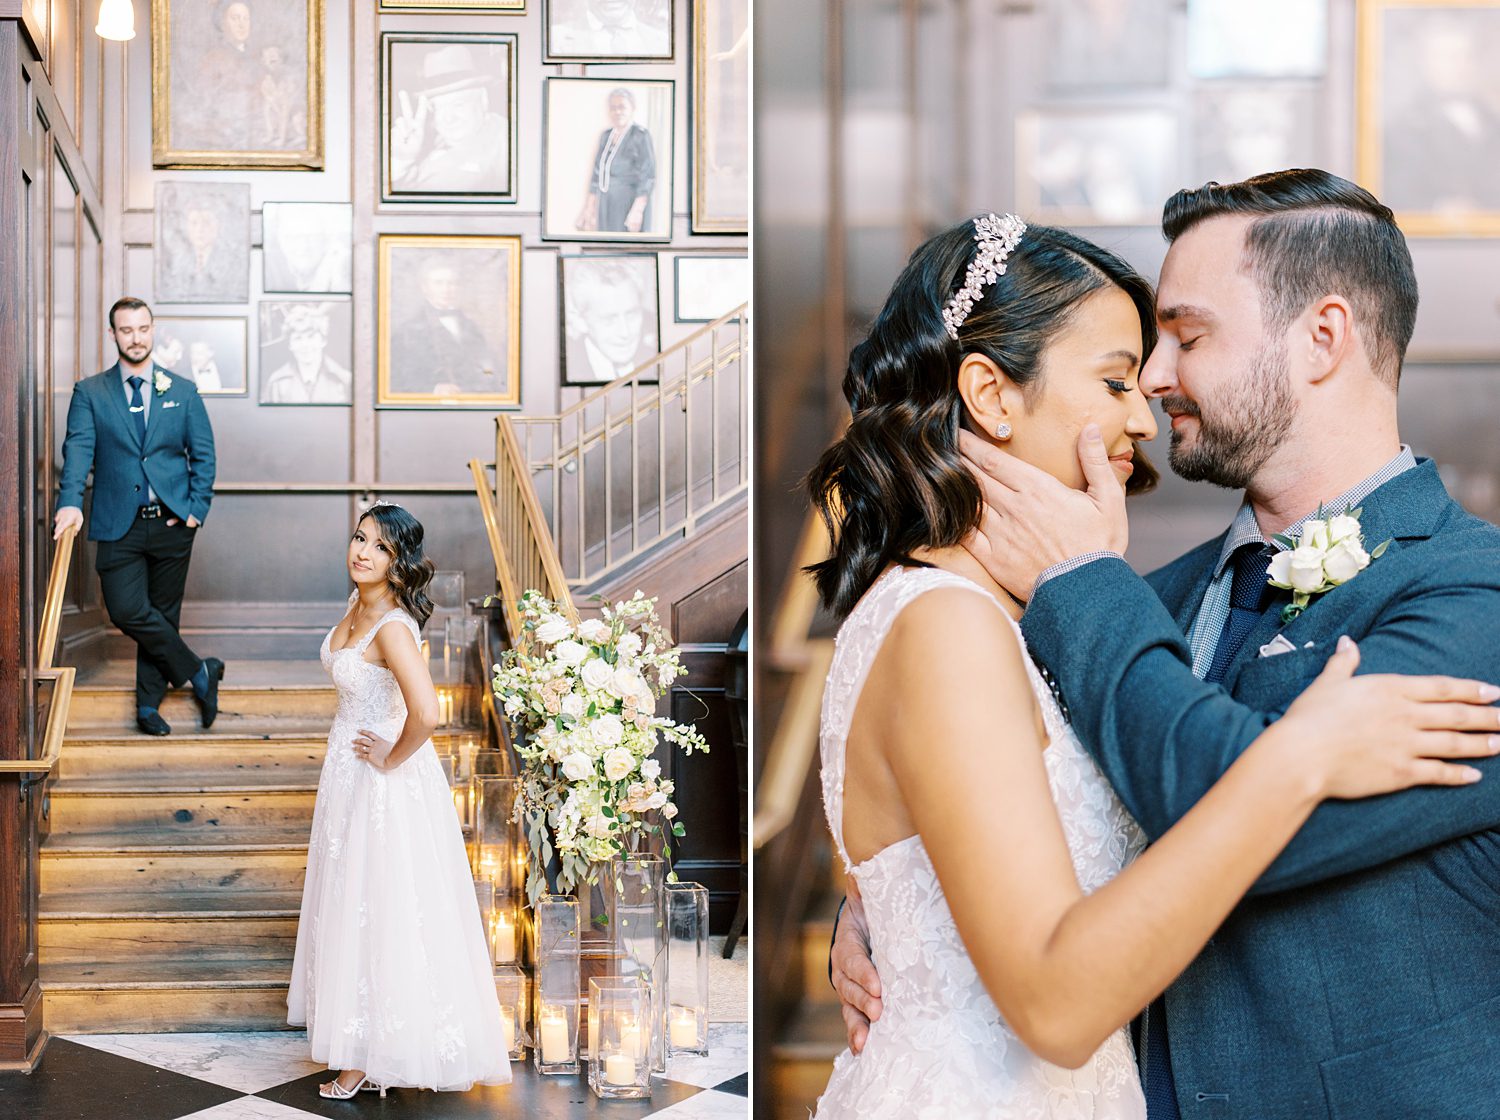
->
[
  {"left": 581, "top": 658, "right": 614, "bottom": 692},
  {"left": 646, "top": 790, "right": 668, "bottom": 810},
  {"left": 617, "top": 632, "right": 643, "bottom": 657},
  {"left": 1287, "top": 546, "right": 1328, "bottom": 593},
  {"left": 553, "top": 640, "right": 589, "bottom": 668},
  {"left": 561, "top": 693, "right": 585, "bottom": 719},
  {"left": 591, "top": 714, "right": 625, "bottom": 747},
  {"left": 612, "top": 666, "right": 647, "bottom": 700},
  {"left": 578, "top": 618, "right": 611, "bottom": 643},
  {"left": 1322, "top": 537, "right": 1370, "bottom": 585},
  {"left": 640, "top": 758, "right": 661, "bottom": 782},
  {"left": 661, "top": 802, "right": 678, "bottom": 820},
  {"left": 1267, "top": 550, "right": 1294, "bottom": 588},
  {"left": 586, "top": 812, "right": 613, "bottom": 839},
  {"left": 1301, "top": 519, "right": 1330, "bottom": 551},
  {"left": 1327, "top": 514, "right": 1362, "bottom": 544},
  {"left": 561, "top": 751, "right": 595, "bottom": 782},
  {"left": 603, "top": 747, "right": 635, "bottom": 782},
  {"left": 536, "top": 614, "right": 572, "bottom": 644}
]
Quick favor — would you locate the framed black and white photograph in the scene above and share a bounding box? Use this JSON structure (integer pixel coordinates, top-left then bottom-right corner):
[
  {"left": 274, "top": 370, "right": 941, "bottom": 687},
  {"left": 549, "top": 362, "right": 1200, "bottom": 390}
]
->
[
  {"left": 1188, "top": 0, "right": 1328, "bottom": 79},
  {"left": 381, "top": 1, "right": 522, "bottom": 9},
  {"left": 1194, "top": 86, "right": 1321, "bottom": 186},
  {"left": 381, "top": 32, "right": 517, "bottom": 204},
  {"left": 1015, "top": 109, "right": 1177, "bottom": 226},
  {"left": 151, "top": 0, "right": 323, "bottom": 170},
  {"left": 263, "top": 202, "right": 352, "bottom": 294},
  {"left": 154, "top": 182, "right": 251, "bottom": 303},
  {"left": 1045, "top": 0, "right": 1172, "bottom": 90},
  {"left": 1358, "top": 0, "right": 1500, "bottom": 235},
  {"left": 544, "top": 78, "right": 675, "bottom": 244},
  {"left": 544, "top": 0, "right": 672, "bottom": 64},
  {"left": 377, "top": 234, "right": 522, "bottom": 408},
  {"left": 561, "top": 255, "right": 661, "bottom": 386},
  {"left": 692, "top": 0, "right": 749, "bottom": 233},
  {"left": 258, "top": 300, "right": 353, "bottom": 406},
  {"left": 673, "top": 255, "right": 748, "bottom": 323},
  {"left": 152, "top": 317, "right": 248, "bottom": 396}
]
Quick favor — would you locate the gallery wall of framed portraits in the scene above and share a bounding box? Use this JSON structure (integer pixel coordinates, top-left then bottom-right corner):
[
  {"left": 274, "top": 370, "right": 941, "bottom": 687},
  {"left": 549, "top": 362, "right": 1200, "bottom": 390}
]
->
[{"left": 94, "top": 0, "right": 747, "bottom": 605}]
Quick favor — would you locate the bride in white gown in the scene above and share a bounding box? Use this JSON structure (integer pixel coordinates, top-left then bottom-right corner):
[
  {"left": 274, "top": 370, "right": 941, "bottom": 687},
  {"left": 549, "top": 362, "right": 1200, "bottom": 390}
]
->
[
  {"left": 806, "top": 216, "right": 1496, "bottom": 1118},
  {"left": 288, "top": 502, "right": 510, "bottom": 1098}
]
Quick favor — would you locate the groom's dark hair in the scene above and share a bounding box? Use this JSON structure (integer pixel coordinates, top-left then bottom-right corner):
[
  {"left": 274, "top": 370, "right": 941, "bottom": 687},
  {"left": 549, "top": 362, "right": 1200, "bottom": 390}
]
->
[
  {"left": 805, "top": 220, "right": 1159, "bottom": 618},
  {"left": 1162, "top": 169, "right": 1417, "bottom": 388}
]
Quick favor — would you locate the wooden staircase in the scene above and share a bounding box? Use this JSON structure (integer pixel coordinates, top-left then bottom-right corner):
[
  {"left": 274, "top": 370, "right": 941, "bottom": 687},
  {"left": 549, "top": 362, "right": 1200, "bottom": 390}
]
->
[{"left": 39, "top": 663, "right": 334, "bottom": 1032}]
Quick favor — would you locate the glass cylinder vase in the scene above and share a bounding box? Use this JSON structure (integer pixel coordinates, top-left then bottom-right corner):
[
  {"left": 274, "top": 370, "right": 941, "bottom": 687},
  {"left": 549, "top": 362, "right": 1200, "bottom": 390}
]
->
[
  {"left": 494, "top": 964, "right": 527, "bottom": 1062},
  {"left": 533, "top": 894, "right": 581, "bottom": 1075},
  {"left": 605, "top": 855, "right": 667, "bottom": 1072},
  {"left": 588, "top": 976, "right": 652, "bottom": 1100},
  {"left": 475, "top": 776, "right": 521, "bottom": 963},
  {"left": 665, "top": 881, "right": 710, "bottom": 1056}
]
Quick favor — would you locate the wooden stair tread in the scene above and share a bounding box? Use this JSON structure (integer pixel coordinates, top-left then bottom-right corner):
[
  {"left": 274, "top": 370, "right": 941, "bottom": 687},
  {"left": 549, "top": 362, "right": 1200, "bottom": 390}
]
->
[
  {"left": 42, "top": 959, "right": 293, "bottom": 989},
  {"left": 43, "top": 828, "right": 311, "bottom": 853},
  {"left": 41, "top": 889, "right": 303, "bottom": 916},
  {"left": 51, "top": 779, "right": 321, "bottom": 794},
  {"left": 62, "top": 723, "right": 332, "bottom": 743}
]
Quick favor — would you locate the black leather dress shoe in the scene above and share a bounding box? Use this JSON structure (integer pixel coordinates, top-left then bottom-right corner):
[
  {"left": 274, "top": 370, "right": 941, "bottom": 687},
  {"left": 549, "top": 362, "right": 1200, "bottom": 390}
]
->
[
  {"left": 195, "top": 657, "right": 225, "bottom": 729},
  {"left": 137, "top": 711, "right": 171, "bottom": 736}
]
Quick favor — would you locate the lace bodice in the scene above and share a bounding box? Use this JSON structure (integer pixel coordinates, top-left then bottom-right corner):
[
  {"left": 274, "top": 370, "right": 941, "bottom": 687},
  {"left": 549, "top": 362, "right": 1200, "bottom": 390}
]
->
[
  {"left": 320, "top": 604, "right": 420, "bottom": 733},
  {"left": 816, "top": 566, "right": 1147, "bottom": 1119}
]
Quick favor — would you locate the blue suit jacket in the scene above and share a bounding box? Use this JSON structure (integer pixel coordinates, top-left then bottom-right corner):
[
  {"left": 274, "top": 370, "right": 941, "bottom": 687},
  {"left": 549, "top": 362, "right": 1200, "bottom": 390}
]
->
[
  {"left": 57, "top": 365, "right": 217, "bottom": 542},
  {"left": 1021, "top": 459, "right": 1500, "bottom": 1119}
]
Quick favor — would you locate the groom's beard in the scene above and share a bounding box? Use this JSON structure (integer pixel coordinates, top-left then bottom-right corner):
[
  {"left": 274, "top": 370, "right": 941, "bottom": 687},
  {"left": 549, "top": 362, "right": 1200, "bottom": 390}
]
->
[{"left": 1165, "top": 343, "right": 1296, "bottom": 490}]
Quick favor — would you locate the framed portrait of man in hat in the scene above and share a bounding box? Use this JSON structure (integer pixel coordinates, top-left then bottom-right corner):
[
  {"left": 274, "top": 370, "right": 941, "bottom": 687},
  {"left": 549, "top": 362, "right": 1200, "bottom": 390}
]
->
[{"left": 381, "top": 32, "right": 518, "bottom": 203}]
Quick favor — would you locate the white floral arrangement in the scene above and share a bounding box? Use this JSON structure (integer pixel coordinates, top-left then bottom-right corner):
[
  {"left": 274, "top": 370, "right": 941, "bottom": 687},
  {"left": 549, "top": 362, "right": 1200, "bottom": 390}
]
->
[
  {"left": 492, "top": 589, "right": 709, "bottom": 906},
  {"left": 1267, "top": 506, "right": 1391, "bottom": 623}
]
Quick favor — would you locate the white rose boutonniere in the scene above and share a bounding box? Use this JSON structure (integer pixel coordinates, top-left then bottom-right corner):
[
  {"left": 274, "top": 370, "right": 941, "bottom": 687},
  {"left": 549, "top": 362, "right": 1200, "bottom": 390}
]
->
[
  {"left": 1267, "top": 504, "right": 1391, "bottom": 624},
  {"left": 153, "top": 370, "right": 172, "bottom": 397}
]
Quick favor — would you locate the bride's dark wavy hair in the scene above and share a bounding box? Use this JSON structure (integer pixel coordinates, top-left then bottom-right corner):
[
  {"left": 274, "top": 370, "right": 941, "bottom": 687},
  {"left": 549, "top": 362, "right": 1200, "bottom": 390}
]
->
[
  {"left": 806, "top": 219, "right": 1160, "bottom": 618},
  {"left": 357, "top": 502, "right": 437, "bottom": 627}
]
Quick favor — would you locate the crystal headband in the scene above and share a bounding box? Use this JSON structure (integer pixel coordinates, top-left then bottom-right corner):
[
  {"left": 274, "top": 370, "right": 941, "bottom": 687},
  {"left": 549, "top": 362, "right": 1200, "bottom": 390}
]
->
[{"left": 941, "top": 212, "right": 1027, "bottom": 341}]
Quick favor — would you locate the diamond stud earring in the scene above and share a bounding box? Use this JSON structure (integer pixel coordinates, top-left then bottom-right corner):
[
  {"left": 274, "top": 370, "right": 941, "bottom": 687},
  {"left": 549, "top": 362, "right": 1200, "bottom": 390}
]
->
[{"left": 995, "top": 422, "right": 1012, "bottom": 440}]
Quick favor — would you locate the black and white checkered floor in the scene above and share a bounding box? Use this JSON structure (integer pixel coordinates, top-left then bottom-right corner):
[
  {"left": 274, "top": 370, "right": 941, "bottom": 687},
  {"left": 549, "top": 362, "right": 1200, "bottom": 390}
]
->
[{"left": 0, "top": 1023, "right": 748, "bottom": 1120}]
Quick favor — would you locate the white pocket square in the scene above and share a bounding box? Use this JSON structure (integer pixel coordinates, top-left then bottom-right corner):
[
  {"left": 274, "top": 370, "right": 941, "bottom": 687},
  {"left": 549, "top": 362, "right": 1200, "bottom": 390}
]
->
[
  {"left": 162, "top": 400, "right": 180, "bottom": 408},
  {"left": 1258, "top": 634, "right": 1298, "bottom": 658}
]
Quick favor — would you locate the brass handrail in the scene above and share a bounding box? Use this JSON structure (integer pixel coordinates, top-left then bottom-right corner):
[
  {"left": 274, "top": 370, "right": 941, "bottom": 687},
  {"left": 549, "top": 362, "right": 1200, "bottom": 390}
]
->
[
  {"left": 0, "top": 522, "right": 78, "bottom": 785},
  {"left": 500, "top": 307, "right": 749, "bottom": 588},
  {"left": 553, "top": 304, "right": 747, "bottom": 422}
]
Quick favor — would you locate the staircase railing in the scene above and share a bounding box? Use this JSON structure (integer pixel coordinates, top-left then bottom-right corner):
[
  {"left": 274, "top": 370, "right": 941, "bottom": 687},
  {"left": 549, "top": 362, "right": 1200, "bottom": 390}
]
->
[
  {"left": 0, "top": 523, "right": 78, "bottom": 793},
  {"left": 505, "top": 305, "right": 749, "bottom": 589}
]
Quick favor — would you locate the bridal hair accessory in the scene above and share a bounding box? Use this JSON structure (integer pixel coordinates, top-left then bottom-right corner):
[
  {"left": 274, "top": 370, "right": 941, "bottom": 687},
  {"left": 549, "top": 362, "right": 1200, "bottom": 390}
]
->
[
  {"left": 942, "top": 212, "right": 1027, "bottom": 341},
  {"left": 995, "top": 422, "right": 1012, "bottom": 440}
]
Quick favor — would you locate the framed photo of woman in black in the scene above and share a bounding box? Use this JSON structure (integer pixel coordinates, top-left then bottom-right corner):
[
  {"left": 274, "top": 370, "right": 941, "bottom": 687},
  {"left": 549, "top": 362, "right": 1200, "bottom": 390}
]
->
[{"left": 543, "top": 77, "right": 674, "bottom": 244}]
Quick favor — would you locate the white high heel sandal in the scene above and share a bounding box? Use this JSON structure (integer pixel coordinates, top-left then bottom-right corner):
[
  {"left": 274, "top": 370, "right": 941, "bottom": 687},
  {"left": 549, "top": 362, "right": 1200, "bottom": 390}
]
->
[{"left": 319, "top": 1073, "right": 387, "bottom": 1099}]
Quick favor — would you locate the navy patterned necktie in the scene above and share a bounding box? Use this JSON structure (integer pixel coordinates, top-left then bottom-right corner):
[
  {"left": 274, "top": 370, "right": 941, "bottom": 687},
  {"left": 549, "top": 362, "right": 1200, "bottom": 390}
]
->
[
  {"left": 1205, "top": 542, "right": 1276, "bottom": 686},
  {"left": 1140, "top": 542, "right": 1276, "bottom": 1118},
  {"left": 127, "top": 375, "right": 147, "bottom": 444}
]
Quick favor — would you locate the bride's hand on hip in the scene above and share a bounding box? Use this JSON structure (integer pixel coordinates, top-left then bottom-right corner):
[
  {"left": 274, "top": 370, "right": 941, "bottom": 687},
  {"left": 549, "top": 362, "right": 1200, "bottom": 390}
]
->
[
  {"left": 959, "top": 426, "right": 1127, "bottom": 602},
  {"left": 1276, "top": 637, "right": 1500, "bottom": 800},
  {"left": 352, "top": 729, "right": 396, "bottom": 770},
  {"left": 831, "top": 876, "right": 882, "bottom": 1054}
]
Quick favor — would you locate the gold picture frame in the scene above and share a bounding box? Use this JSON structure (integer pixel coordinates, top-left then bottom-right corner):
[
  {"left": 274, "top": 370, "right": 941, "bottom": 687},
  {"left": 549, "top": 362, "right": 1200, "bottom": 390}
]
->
[
  {"left": 151, "top": 0, "right": 324, "bottom": 171},
  {"left": 691, "top": 0, "right": 749, "bottom": 233},
  {"left": 1356, "top": 0, "right": 1500, "bottom": 236},
  {"left": 380, "top": 0, "right": 523, "bottom": 9},
  {"left": 376, "top": 234, "right": 522, "bottom": 409}
]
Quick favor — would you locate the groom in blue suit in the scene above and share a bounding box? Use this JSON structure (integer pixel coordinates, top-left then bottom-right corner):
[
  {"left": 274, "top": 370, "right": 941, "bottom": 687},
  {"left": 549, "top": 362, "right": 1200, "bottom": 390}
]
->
[
  {"left": 55, "top": 297, "right": 223, "bottom": 736},
  {"left": 834, "top": 171, "right": 1500, "bottom": 1117}
]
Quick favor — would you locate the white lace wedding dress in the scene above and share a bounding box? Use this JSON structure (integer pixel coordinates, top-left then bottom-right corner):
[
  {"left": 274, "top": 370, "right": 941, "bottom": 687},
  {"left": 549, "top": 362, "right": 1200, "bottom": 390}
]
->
[
  {"left": 287, "top": 601, "right": 511, "bottom": 1091},
  {"left": 816, "top": 567, "right": 1148, "bottom": 1119}
]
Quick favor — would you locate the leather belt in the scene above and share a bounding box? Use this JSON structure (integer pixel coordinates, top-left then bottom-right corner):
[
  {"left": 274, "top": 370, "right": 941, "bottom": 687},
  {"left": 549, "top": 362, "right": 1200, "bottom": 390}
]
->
[{"left": 137, "top": 503, "right": 164, "bottom": 519}]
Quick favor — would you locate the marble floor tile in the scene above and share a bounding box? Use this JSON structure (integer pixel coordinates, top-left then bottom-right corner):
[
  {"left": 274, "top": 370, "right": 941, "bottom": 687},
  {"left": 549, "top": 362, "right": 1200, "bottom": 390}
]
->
[
  {"left": 640, "top": 1089, "right": 749, "bottom": 1119},
  {"left": 63, "top": 1032, "right": 325, "bottom": 1094},
  {"left": 663, "top": 1023, "right": 748, "bottom": 1090},
  {"left": 178, "top": 1096, "right": 323, "bottom": 1120}
]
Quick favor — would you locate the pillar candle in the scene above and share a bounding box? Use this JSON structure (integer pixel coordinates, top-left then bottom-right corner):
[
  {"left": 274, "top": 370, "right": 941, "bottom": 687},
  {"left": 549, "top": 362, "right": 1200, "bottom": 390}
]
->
[
  {"left": 492, "top": 912, "right": 516, "bottom": 963},
  {"left": 604, "top": 1052, "right": 636, "bottom": 1086},
  {"left": 670, "top": 1006, "right": 698, "bottom": 1048},
  {"left": 539, "top": 1009, "right": 569, "bottom": 1064},
  {"left": 499, "top": 1009, "right": 516, "bottom": 1055}
]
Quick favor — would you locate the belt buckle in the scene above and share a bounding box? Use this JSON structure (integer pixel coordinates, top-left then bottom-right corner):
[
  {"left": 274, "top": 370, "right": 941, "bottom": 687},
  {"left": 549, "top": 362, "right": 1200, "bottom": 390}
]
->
[{"left": 139, "top": 503, "right": 162, "bottom": 520}]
